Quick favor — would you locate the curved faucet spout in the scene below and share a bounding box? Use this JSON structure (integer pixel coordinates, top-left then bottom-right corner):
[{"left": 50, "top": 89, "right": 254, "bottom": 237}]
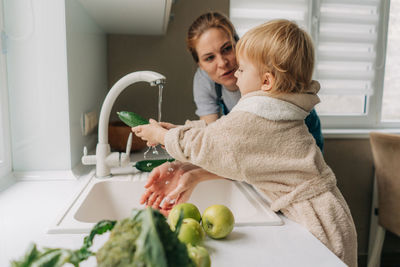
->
[
  {"left": 98, "top": 71, "right": 165, "bottom": 144},
  {"left": 80, "top": 71, "right": 166, "bottom": 177}
]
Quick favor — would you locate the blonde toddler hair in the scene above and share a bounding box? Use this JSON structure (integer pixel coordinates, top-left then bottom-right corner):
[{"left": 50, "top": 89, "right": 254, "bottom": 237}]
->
[{"left": 236, "top": 19, "right": 315, "bottom": 94}]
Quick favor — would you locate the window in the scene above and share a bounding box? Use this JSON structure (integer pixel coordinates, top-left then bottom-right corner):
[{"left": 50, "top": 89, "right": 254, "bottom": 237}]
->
[
  {"left": 0, "top": 0, "right": 12, "bottom": 179},
  {"left": 230, "top": 0, "right": 399, "bottom": 130},
  {"left": 381, "top": 0, "right": 400, "bottom": 122}
]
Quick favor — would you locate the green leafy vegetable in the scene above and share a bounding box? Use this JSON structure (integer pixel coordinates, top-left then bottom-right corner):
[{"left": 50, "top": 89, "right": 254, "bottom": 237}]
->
[
  {"left": 135, "top": 159, "right": 175, "bottom": 172},
  {"left": 132, "top": 208, "right": 168, "bottom": 266},
  {"left": 11, "top": 208, "right": 200, "bottom": 267},
  {"left": 96, "top": 218, "right": 141, "bottom": 266},
  {"left": 97, "top": 207, "right": 195, "bottom": 267},
  {"left": 11, "top": 244, "right": 86, "bottom": 267},
  {"left": 83, "top": 220, "right": 116, "bottom": 249},
  {"left": 117, "top": 111, "right": 148, "bottom": 127},
  {"left": 11, "top": 220, "right": 116, "bottom": 267},
  {"left": 174, "top": 208, "right": 185, "bottom": 235},
  {"left": 11, "top": 243, "right": 39, "bottom": 267}
]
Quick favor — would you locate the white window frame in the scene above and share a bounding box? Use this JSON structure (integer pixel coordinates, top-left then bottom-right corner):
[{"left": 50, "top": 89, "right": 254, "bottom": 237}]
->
[
  {"left": 230, "top": 0, "right": 399, "bottom": 133},
  {"left": 0, "top": 0, "right": 12, "bottom": 180}
]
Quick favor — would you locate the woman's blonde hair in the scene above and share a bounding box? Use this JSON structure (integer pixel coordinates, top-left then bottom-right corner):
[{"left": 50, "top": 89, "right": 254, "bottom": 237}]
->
[
  {"left": 236, "top": 19, "right": 315, "bottom": 94},
  {"left": 186, "top": 12, "right": 239, "bottom": 62}
]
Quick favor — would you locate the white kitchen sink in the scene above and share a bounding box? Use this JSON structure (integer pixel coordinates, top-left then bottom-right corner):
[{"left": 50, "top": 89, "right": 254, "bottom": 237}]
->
[{"left": 48, "top": 168, "right": 282, "bottom": 234}]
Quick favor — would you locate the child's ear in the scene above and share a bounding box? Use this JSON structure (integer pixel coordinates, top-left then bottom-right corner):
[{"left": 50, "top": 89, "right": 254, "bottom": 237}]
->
[{"left": 261, "top": 72, "right": 275, "bottom": 92}]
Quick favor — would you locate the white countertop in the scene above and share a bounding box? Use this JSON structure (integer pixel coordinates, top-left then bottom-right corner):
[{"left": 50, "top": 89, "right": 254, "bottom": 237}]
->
[{"left": 0, "top": 172, "right": 345, "bottom": 267}]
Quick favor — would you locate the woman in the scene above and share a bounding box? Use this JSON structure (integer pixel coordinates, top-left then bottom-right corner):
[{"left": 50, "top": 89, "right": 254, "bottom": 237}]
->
[
  {"left": 140, "top": 12, "right": 324, "bottom": 212},
  {"left": 188, "top": 12, "right": 240, "bottom": 124}
]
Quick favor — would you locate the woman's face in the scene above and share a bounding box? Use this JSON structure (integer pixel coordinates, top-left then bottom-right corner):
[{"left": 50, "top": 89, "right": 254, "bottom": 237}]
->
[{"left": 195, "top": 28, "right": 238, "bottom": 91}]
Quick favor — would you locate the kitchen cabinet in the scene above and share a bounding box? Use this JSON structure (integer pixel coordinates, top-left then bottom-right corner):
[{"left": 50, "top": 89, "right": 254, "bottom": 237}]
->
[{"left": 77, "top": 0, "right": 173, "bottom": 34}]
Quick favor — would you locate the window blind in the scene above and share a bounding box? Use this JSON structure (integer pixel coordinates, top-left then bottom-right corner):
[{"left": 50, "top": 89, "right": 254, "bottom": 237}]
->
[
  {"left": 316, "top": 0, "right": 381, "bottom": 96},
  {"left": 230, "top": 0, "right": 310, "bottom": 36},
  {"left": 230, "top": 0, "right": 384, "bottom": 97}
]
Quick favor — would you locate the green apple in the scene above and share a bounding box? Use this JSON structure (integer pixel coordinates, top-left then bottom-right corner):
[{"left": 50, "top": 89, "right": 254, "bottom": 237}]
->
[
  {"left": 168, "top": 203, "right": 201, "bottom": 230},
  {"left": 187, "top": 244, "right": 211, "bottom": 267},
  {"left": 177, "top": 218, "right": 204, "bottom": 246},
  {"left": 201, "top": 204, "right": 235, "bottom": 239}
]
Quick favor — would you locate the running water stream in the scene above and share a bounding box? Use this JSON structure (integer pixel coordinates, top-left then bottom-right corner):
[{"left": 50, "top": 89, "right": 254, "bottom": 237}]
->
[{"left": 143, "top": 84, "right": 164, "bottom": 159}]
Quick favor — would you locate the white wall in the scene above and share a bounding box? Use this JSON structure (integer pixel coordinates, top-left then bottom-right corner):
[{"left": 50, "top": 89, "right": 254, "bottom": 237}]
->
[
  {"left": 4, "top": 0, "right": 71, "bottom": 171},
  {"left": 65, "top": 0, "right": 108, "bottom": 169},
  {"left": 4, "top": 0, "right": 107, "bottom": 172},
  {"left": 0, "top": 0, "right": 12, "bottom": 179}
]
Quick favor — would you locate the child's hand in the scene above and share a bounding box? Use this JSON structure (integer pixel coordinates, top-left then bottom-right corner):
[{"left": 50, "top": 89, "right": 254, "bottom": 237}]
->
[
  {"left": 159, "top": 121, "right": 178, "bottom": 130},
  {"left": 132, "top": 119, "right": 167, "bottom": 146},
  {"left": 158, "top": 188, "right": 196, "bottom": 216},
  {"left": 139, "top": 161, "right": 203, "bottom": 210}
]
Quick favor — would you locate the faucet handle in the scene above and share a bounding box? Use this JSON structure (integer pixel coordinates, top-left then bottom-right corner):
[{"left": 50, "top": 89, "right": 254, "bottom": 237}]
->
[
  {"left": 126, "top": 132, "right": 133, "bottom": 155},
  {"left": 82, "top": 146, "right": 96, "bottom": 165},
  {"left": 119, "top": 133, "right": 133, "bottom": 167}
]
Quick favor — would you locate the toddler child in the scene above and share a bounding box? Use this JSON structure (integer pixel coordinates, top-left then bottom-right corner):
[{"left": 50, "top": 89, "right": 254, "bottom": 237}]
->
[{"left": 132, "top": 19, "right": 357, "bottom": 266}]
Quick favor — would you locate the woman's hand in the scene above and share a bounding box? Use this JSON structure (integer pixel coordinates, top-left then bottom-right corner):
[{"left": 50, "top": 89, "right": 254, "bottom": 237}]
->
[{"left": 132, "top": 119, "right": 168, "bottom": 146}]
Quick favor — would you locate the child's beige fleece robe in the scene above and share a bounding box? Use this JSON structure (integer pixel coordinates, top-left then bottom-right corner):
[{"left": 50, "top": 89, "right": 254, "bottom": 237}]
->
[{"left": 164, "top": 82, "right": 357, "bottom": 267}]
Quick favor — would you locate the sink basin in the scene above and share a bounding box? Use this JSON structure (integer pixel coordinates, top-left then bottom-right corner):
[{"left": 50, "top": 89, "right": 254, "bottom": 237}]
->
[
  {"left": 48, "top": 170, "right": 282, "bottom": 234},
  {"left": 74, "top": 180, "right": 147, "bottom": 222}
]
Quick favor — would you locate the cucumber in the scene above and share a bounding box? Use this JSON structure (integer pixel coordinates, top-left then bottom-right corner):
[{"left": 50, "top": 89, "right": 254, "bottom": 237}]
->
[
  {"left": 117, "top": 111, "right": 149, "bottom": 127},
  {"left": 135, "top": 159, "right": 175, "bottom": 172}
]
